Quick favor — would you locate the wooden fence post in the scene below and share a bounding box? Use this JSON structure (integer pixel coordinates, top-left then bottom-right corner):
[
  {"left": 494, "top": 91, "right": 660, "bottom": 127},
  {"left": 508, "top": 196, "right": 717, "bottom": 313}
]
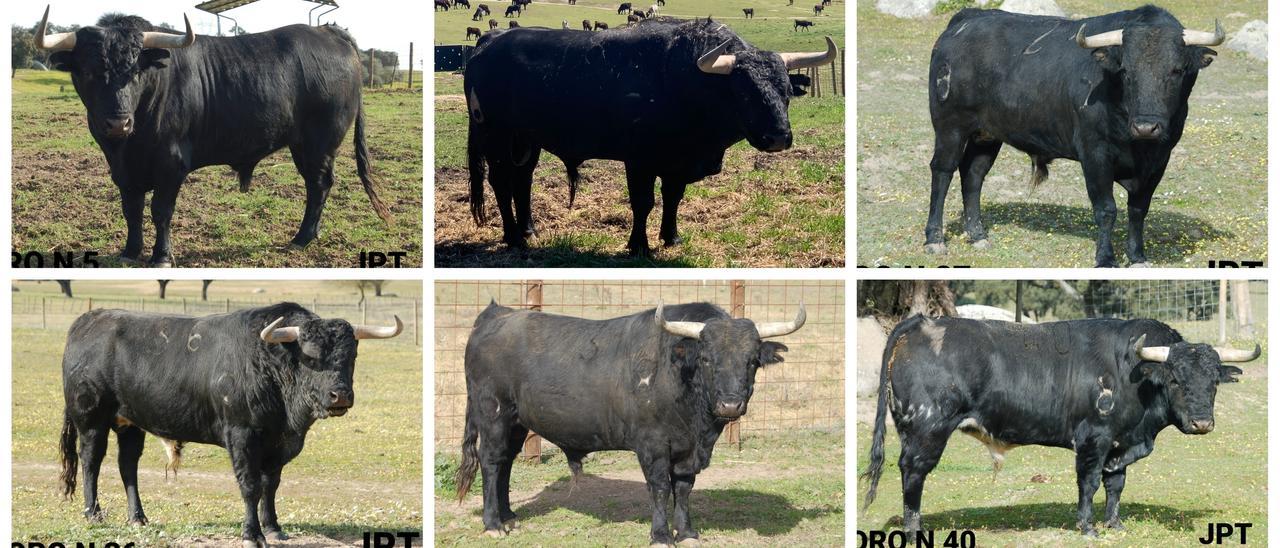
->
[
  {"left": 727, "top": 280, "right": 746, "bottom": 449},
  {"left": 368, "top": 48, "right": 375, "bottom": 87},
  {"left": 408, "top": 42, "right": 414, "bottom": 90},
  {"left": 41, "top": 297, "right": 47, "bottom": 329},
  {"left": 521, "top": 280, "right": 545, "bottom": 461}
]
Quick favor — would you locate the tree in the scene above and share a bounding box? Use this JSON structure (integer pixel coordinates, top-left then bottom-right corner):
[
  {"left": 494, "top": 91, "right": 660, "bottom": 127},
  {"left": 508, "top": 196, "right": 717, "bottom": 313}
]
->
[
  {"left": 158, "top": 280, "right": 170, "bottom": 299},
  {"left": 857, "top": 281, "right": 957, "bottom": 321},
  {"left": 202, "top": 280, "right": 213, "bottom": 301},
  {"left": 12, "top": 25, "right": 34, "bottom": 77},
  {"left": 56, "top": 280, "right": 73, "bottom": 298}
]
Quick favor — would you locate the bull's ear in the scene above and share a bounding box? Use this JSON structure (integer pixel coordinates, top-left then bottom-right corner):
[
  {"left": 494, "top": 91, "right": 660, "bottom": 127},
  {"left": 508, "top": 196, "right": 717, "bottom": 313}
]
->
[
  {"left": 671, "top": 339, "right": 699, "bottom": 372},
  {"left": 1092, "top": 47, "right": 1121, "bottom": 73},
  {"left": 1199, "top": 47, "right": 1218, "bottom": 68},
  {"left": 1218, "top": 365, "right": 1243, "bottom": 383},
  {"left": 759, "top": 341, "right": 788, "bottom": 367},
  {"left": 1133, "top": 362, "right": 1169, "bottom": 385},
  {"left": 139, "top": 49, "right": 172, "bottom": 70},
  {"left": 788, "top": 73, "right": 810, "bottom": 97},
  {"left": 49, "top": 51, "right": 75, "bottom": 72}
]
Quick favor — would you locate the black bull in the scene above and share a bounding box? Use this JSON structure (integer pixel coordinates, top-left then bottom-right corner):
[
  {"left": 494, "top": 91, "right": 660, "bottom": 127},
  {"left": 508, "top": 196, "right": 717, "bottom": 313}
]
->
[
  {"left": 861, "top": 315, "right": 1260, "bottom": 536},
  {"left": 35, "top": 8, "right": 393, "bottom": 267},
  {"left": 59, "top": 303, "right": 402, "bottom": 546},
  {"left": 464, "top": 18, "right": 837, "bottom": 256},
  {"left": 456, "top": 301, "right": 806, "bottom": 545},
  {"left": 923, "top": 6, "right": 1225, "bottom": 267}
]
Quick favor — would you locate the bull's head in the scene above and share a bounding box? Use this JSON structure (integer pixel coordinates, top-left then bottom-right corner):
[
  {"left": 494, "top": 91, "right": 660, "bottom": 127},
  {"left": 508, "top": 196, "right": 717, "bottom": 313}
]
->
[
  {"left": 1130, "top": 334, "right": 1259, "bottom": 434},
  {"left": 696, "top": 32, "right": 837, "bottom": 152},
  {"left": 1076, "top": 20, "right": 1224, "bottom": 141},
  {"left": 260, "top": 316, "right": 403, "bottom": 419},
  {"left": 35, "top": 6, "right": 194, "bottom": 140},
  {"left": 656, "top": 302, "right": 806, "bottom": 420}
]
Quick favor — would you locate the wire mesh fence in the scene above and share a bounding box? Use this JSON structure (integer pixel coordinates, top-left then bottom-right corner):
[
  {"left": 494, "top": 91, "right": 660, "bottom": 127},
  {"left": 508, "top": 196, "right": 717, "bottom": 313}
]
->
[
  {"left": 954, "top": 280, "right": 1265, "bottom": 344},
  {"left": 434, "top": 280, "right": 845, "bottom": 451},
  {"left": 12, "top": 294, "right": 423, "bottom": 347}
]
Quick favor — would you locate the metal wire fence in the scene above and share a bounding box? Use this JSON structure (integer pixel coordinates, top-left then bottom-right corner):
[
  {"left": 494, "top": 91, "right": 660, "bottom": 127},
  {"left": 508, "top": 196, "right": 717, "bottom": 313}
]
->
[
  {"left": 434, "top": 280, "right": 845, "bottom": 450},
  {"left": 12, "top": 294, "right": 423, "bottom": 347}
]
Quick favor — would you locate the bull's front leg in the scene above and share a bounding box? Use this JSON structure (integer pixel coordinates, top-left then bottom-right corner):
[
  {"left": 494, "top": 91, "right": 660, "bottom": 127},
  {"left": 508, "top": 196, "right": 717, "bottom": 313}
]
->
[
  {"left": 1080, "top": 161, "right": 1118, "bottom": 267},
  {"left": 671, "top": 471, "right": 699, "bottom": 544},
  {"left": 226, "top": 429, "right": 268, "bottom": 548},
  {"left": 1102, "top": 467, "right": 1126, "bottom": 530},
  {"left": 118, "top": 189, "right": 146, "bottom": 264},
  {"left": 625, "top": 165, "right": 658, "bottom": 256},
  {"left": 149, "top": 184, "right": 180, "bottom": 267},
  {"left": 659, "top": 179, "right": 688, "bottom": 247},
  {"left": 259, "top": 462, "right": 287, "bottom": 541},
  {"left": 637, "top": 450, "right": 675, "bottom": 546},
  {"left": 1072, "top": 427, "right": 1112, "bottom": 536},
  {"left": 1122, "top": 178, "right": 1159, "bottom": 267}
]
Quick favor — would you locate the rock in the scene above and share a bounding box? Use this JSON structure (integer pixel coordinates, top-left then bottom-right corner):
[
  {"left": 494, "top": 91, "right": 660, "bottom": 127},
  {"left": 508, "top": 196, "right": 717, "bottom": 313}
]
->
[
  {"left": 999, "top": 0, "right": 1064, "bottom": 17},
  {"left": 875, "top": 0, "right": 937, "bottom": 19},
  {"left": 856, "top": 317, "right": 888, "bottom": 398},
  {"left": 1226, "top": 20, "right": 1267, "bottom": 61}
]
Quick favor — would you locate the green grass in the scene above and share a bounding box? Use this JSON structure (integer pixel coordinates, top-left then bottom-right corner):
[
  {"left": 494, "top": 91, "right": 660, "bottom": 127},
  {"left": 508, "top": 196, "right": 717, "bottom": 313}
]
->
[
  {"left": 12, "top": 324, "right": 423, "bottom": 545},
  {"left": 433, "top": 0, "right": 846, "bottom": 267},
  {"left": 855, "top": 359, "right": 1268, "bottom": 546},
  {"left": 856, "top": 0, "right": 1267, "bottom": 267},
  {"left": 11, "top": 70, "right": 423, "bottom": 268},
  {"left": 435, "top": 429, "right": 844, "bottom": 546}
]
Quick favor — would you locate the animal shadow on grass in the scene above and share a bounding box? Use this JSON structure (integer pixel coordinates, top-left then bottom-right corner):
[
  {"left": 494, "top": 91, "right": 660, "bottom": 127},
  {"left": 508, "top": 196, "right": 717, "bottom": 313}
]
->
[
  {"left": 434, "top": 241, "right": 698, "bottom": 268},
  {"left": 502, "top": 475, "right": 833, "bottom": 537},
  {"left": 945, "top": 201, "right": 1231, "bottom": 264},
  {"left": 870, "top": 502, "right": 1212, "bottom": 533},
  {"left": 193, "top": 521, "right": 368, "bottom": 545}
]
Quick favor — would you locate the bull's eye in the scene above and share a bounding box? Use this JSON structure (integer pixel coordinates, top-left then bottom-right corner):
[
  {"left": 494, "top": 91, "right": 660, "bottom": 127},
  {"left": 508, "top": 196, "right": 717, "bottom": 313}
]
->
[{"left": 1171, "top": 68, "right": 1185, "bottom": 76}]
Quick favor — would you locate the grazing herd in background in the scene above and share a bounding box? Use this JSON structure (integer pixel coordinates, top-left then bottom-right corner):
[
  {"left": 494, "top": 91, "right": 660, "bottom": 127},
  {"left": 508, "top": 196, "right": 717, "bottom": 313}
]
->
[{"left": 443, "top": 0, "right": 837, "bottom": 41}]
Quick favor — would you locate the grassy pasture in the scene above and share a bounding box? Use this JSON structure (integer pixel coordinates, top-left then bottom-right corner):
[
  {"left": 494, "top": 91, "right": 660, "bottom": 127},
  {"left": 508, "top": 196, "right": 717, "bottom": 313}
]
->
[
  {"left": 10, "top": 281, "right": 424, "bottom": 545},
  {"left": 855, "top": 0, "right": 1267, "bottom": 267},
  {"left": 11, "top": 70, "right": 423, "bottom": 268},
  {"left": 855, "top": 341, "right": 1268, "bottom": 546},
  {"left": 433, "top": 0, "right": 847, "bottom": 267}
]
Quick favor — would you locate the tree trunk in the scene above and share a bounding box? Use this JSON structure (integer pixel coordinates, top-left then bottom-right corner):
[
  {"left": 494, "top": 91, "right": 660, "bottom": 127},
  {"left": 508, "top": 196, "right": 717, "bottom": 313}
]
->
[
  {"left": 202, "top": 280, "right": 212, "bottom": 301},
  {"left": 57, "top": 280, "right": 73, "bottom": 298},
  {"left": 158, "top": 280, "right": 170, "bottom": 299}
]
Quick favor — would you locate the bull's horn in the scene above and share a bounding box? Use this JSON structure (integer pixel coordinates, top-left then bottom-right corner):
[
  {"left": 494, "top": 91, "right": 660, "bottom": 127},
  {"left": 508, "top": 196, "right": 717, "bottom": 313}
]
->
[
  {"left": 1214, "top": 344, "right": 1261, "bottom": 362},
  {"left": 35, "top": 6, "right": 76, "bottom": 51},
  {"left": 655, "top": 301, "right": 705, "bottom": 340},
  {"left": 1138, "top": 345, "right": 1170, "bottom": 362},
  {"left": 260, "top": 317, "right": 299, "bottom": 344},
  {"left": 756, "top": 303, "right": 807, "bottom": 339},
  {"left": 355, "top": 316, "right": 404, "bottom": 340},
  {"left": 1183, "top": 19, "right": 1226, "bottom": 47},
  {"left": 780, "top": 36, "right": 838, "bottom": 70},
  {"left": 1075, "top": 24, "right": 1123, "bottom": 49},
  {"left": 696, "top": 39, "right": 734, "bottom": 75},
  {"left": 141, "top": 14, "right": 195, "bottom": 49}
]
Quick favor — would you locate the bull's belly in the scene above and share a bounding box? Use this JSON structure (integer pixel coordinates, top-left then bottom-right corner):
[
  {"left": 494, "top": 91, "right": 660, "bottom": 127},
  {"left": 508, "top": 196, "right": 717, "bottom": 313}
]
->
[{"left": 114, "top": 412, "right": 222, "bottom": 447}]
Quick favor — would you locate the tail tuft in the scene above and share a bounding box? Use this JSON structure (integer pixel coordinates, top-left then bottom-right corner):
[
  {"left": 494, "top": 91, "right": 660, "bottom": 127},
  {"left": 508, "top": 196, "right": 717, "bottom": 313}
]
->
[
  {"left": 59, "top": 410, "right": 78, "bottom": 499},
  {"left": 1028, "top": 156, "right": 1049, "bottom": 188},
  {"left": 354, "top": 105, "right": 394, "bottom": 225},
  {"left": 468, "top": 118, "right": 488, "bottom": 225},
  {"left": 161, "top": 439, "right": 185, "bottom": 479},
  {"left": 565, "top": 162, "right": 583, "bottom": 209}
]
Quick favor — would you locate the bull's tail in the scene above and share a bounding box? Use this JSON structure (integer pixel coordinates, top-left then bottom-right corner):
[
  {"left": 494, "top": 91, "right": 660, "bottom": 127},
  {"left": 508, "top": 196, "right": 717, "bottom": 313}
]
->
[
  {"left": 565, "top": 161, "right": 583, "bottom": 209},
  {"left": 59, "top": 408, "right": 77, "bottom": 499},
  {"left": 1028, "top": 155, "right": 1050, "bottom": 188},
  {"left": 456, "top": 394, "right": 481, "bottom": 502},
  {"left": 468, "top": 116, "right": 488, "bottom": 225},
  {"left": 160, "top": 438, "right": 185, "bottom": 479},
  {"left": 354, "top": 104, "right": 394, "bottom": 224},
  {"left": 861, "top": 314, "right": 922, "bottom": 514}
]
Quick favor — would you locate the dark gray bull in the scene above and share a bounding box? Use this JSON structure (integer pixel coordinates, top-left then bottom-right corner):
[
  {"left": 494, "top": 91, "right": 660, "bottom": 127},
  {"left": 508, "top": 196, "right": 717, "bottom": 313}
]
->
[{"left": 456, "top": 301, "right": 806, "bottom": 545}]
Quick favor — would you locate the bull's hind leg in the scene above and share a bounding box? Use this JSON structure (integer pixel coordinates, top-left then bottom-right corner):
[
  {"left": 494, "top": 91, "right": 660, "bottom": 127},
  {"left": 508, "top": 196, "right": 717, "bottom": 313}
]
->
[
  {"left": 114, "top": 425, "right": 148, "bottom": 525},
  {"left": 658, "top": 179, "right": 688, "bottom": 247},
  {"left": 923, "top": 129, "right": 967, "bottom": 254},
  {"left": 898, "top": 423, "right": 956, "bottom": 533},
  {"left": 77, "top": 425, "right": 110, "bottom": 521},
  {"left": 958, "top": 139, "right": 1001, "bottom": 248},
  {"left": 288, "top": 146, "right": 338, "bottom": 249},
  {"left": 485, "top": 159, "right": 523, "bottom": 248},
  {"left": 496, "top": 424, "right": 530, "bottom": 529},
  {"left": 624, "top": 165, "right": 658, "bottom": 257},
  {"left": 477, "top": 414, "right": 520, "bottom": 535},
  {"left": 511, "top": 147, "right": 540, "bottom": 241}
]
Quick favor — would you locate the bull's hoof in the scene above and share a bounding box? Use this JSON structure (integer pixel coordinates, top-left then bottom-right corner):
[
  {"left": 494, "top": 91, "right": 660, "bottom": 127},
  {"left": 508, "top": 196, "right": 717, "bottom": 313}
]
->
[
  {"left": 285, "top": 242, "right": 306, "bottom": 252},
  {"left": 1129, "top": 262, "right": 1151, "bottom": 268},
  {"left": 127, "top": 516, "right": 148, "bottom": 526},
  {"left": 649, "top": 543, "right": 673, "bottom": 548},
  {"left": 265, "top": 530, "right": 288, "bottom": 541},
  {"left": 663, "top": 236, "right": 683, "bottom": 247},
  {"left": 502, "top": 519, "right": 519, "bottom": 532},
  {"left": 971, "top": 238, "right": 991, "bottom": 250},
  {"left": 484, "top": 529, "right": 507, "bottom": 538},
  {"left": 118, "top": 255, "right": 143, "bottom": 266},
  {"left": 149, "top": 259, "right": 173, "bottom": 268},
  {"left": 1105, "top": 519, "right": 1125, "bottom": 531},
  {"left": 241, "top": 539, "right": 267, "bottom": 548},
  {"left": 923, "top": 242, "right": 947, "bottom": 255}
]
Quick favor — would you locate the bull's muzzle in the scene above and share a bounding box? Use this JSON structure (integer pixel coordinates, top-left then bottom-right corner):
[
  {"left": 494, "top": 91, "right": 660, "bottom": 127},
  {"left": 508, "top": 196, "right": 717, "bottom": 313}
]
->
[
  {"left": 714, "top": 400, "right": 746, "bottom": 419},
  {"left": 328, "top": 389, "right": 354, "bottom": 416},
  {"left": 1188, "top": 419, "right": 1214, "bottom": 434},
  {"left": 105, "top": 116, "right": 134, "bottom": 139},
  {"left": 1130, "top": 119, "right": 1163, "bottom": 140},
  {"left": 760, "top": 132, "right": 793, "bottom": 153}
]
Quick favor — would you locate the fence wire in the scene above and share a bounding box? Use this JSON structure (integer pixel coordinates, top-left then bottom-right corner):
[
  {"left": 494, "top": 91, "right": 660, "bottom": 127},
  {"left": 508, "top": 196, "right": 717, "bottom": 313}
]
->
[
  {"left": 434, "top": 280, "right": 844, "bottom": 450},
  {"left": 13, "top": 294, "right": 423, "bottom": 347}
]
